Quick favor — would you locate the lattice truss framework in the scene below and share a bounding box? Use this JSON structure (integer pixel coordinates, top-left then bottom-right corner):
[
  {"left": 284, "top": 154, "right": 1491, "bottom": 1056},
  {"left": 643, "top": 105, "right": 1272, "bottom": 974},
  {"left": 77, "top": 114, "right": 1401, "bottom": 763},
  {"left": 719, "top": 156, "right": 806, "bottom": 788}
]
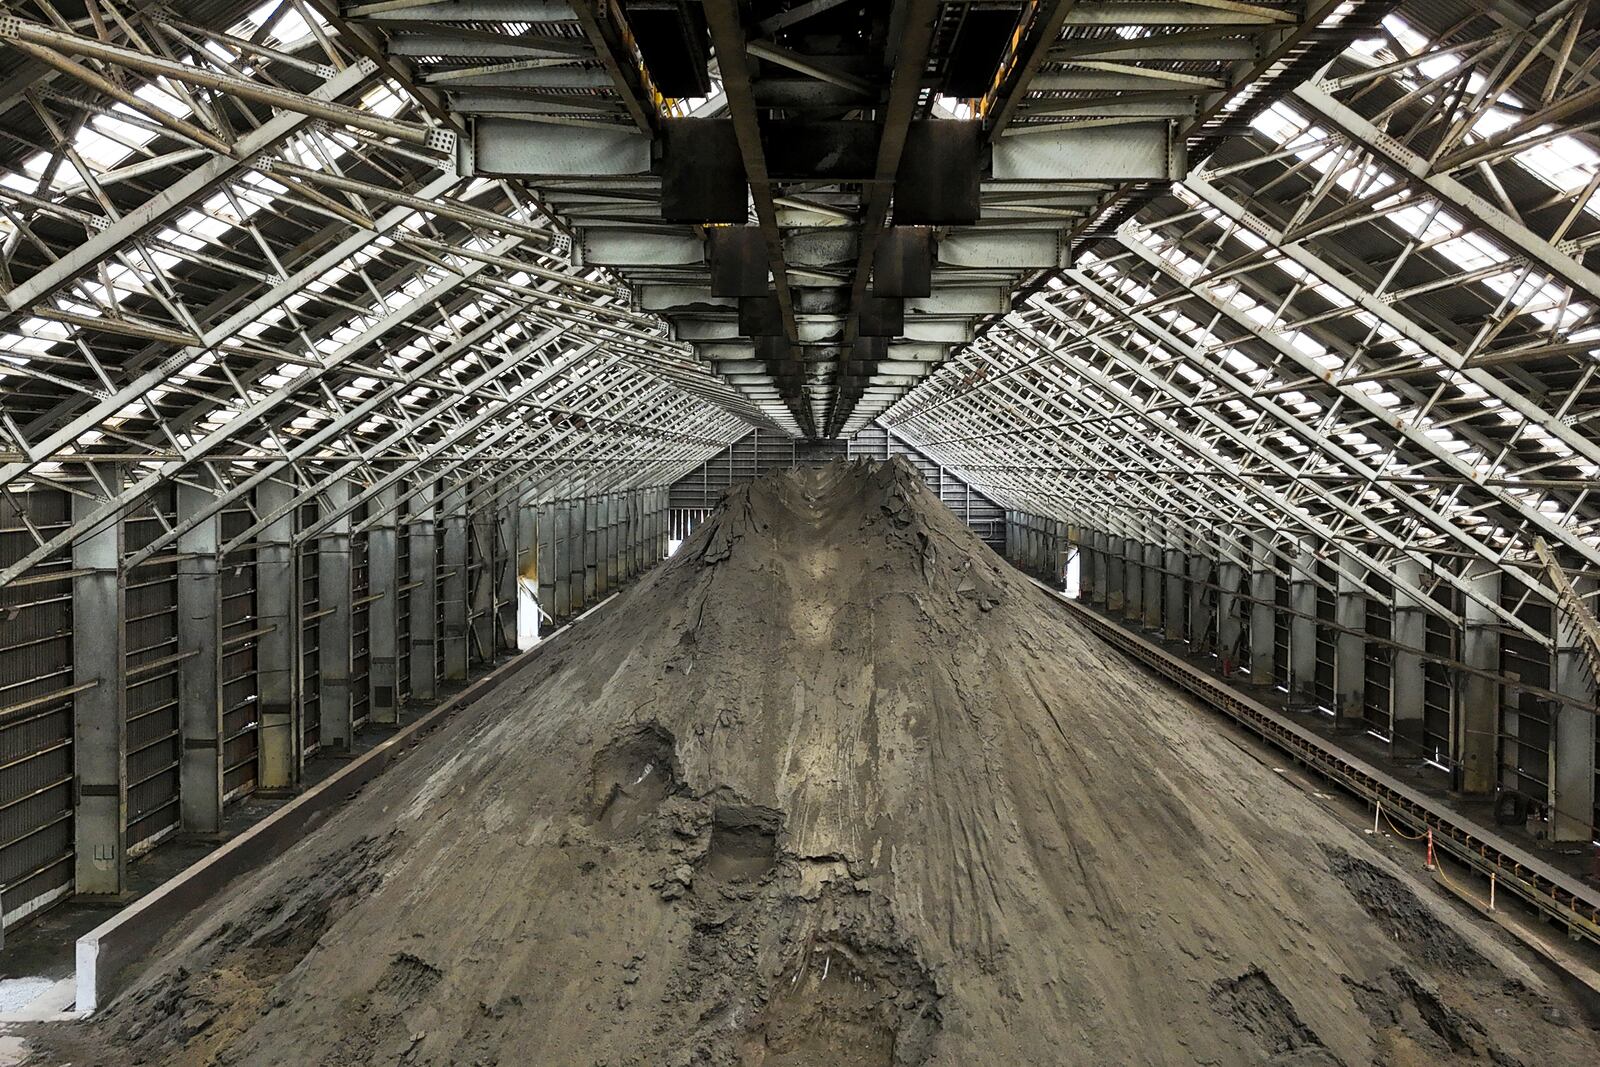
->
[
  {"left": 0, "top": 0, "right": 1597, "bottom": 643},
  {"left": 887, "top": 1, "right": 1600, "bottom": 654},
  {"left": 0, "top": 0, "right": 767, "bottom": 584}
]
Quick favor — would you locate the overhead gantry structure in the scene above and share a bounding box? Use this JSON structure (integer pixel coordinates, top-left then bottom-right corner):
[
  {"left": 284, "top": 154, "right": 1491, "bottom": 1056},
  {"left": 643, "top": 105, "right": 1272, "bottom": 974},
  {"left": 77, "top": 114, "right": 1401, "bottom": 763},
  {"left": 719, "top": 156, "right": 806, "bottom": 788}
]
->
[{"left": 339, "top": 0, "right": 1376, "bottom": 438}]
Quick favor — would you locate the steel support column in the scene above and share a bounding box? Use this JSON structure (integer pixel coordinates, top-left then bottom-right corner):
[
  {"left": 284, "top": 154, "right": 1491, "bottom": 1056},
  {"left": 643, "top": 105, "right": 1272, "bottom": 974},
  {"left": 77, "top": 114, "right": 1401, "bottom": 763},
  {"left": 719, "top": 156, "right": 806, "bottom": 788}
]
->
[
  {"left": 1142, "top": 541, "right": 1161, "bottom": 631},
  {"left": 1105, "top": 530, "right": 1125, "bottom": 613},
  {"left": 256, "top": 478, "right": 300, "bottom": 792},
  {"left": 468, "top": 488, "right": 496, "bottom": 667},
  {"left": 605, "top": 492, "right": 616, "bottom": 590},
  {"left": 630, "top": 489, "right": 643, "bottom": 575},
  {"left": 176, "top": 481, "right": 223, "bottom": 835},
  {"left": 1289, "top": 540, "right": 1318, "bottom": 704},
  {"left": 497, "top": 497, "right": 519, "bottom": 653},
  {"left": 1164, "top": 536, "right": 1185, "bottom": 644},
  {"left": 1249, "top": 534, "right": 1276, "bottom": 684},
  {"left": 1216, "top": 545, "right": 1245, "bottom": 678},
  {"left": 568, "top": 496, "right": 587, "bottom": 613},
  {"left": 1391, "top": 558, "right": 1427, "bottom": 760},
  {"left": 656, "top": 488, "right": 668, "bottom": 559},
  {"left": 1458, "top": 564, "right": 1501, "bottom": 795},
  {"left": 317, "top": 479, "right": 354, "bottom": 753},
  {"left": 440, "top": 483, "right": 470, "bottom": 682},
  {"left": 609, "top": 492, "right": 623, "bottom": 590},
  {"left": 1122, "top": 535, "right": 1143, "bottom": 624},
  {"left": 1551, "top": 572, "right": 1598, "bottom": 841},
  {"left": 583, "top": 496, "right": 599, "bottom": 606},
  {"left": 1082, "top": 531, "right": 1102, "bottom": 605},
  {"left": 72, "top": 488, "right": 127, "bottom": 895},
  {"left": 368, "top": 481, "right": 400, "bottom": 725},
  {"left": 631, "top": 491, "right": 643, "bottom": 577},
  {"left": 1335, "top": 550, "right": 1367, "bottom": 730},
  {"left": 537, "top": 502, "right": 557, "bottom": 628},
  {"left": 554, "top": 499, "right": 573, "bottom": 617},
  {"left": 1188, "top": 548, "right": 1213, "bottom": 653},
  {"left": 407, "top": 482, "right": 439, "bottom": 702},
  {"left": 516, "top": 492, "right": 539, "bottom": 650}
]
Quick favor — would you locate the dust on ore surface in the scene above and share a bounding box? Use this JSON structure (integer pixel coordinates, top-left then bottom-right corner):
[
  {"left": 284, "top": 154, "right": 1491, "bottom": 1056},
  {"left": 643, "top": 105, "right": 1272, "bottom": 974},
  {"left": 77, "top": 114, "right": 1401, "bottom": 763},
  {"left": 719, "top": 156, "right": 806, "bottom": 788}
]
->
[{"left": 24, "top": 458, "right": 1600, "bottom": 1066}]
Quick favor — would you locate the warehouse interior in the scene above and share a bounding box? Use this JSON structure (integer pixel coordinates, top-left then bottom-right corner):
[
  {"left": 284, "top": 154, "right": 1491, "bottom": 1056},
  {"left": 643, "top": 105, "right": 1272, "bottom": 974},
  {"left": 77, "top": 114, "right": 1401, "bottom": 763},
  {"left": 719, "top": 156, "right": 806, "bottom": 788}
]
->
[{"left": 0, "top": 0, "right": 1599, "bottom": 1062}]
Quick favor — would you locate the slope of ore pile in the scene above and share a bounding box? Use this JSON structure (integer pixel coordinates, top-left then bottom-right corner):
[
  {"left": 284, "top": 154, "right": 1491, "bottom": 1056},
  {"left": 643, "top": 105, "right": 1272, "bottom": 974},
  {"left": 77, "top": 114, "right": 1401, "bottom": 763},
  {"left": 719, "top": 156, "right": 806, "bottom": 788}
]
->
[{"left": 30, "top": 459, "right": 1600, "bottom": 1065}]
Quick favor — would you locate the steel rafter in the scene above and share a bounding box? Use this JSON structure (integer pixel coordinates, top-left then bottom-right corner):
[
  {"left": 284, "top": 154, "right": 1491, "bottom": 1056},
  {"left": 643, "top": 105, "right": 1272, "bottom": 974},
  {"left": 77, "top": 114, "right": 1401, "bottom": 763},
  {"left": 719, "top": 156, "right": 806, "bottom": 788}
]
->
[{"left": 0, "top": 0, "right": 758, "bottom": 591}]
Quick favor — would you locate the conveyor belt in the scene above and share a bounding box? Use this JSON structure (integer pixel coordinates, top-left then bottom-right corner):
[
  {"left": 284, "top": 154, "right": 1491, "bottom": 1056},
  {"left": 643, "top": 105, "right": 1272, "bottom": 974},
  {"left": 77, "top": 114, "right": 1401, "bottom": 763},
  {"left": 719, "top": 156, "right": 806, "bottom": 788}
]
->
[{"left": 1026, "top": 576, "right": 1600, "bottom": 951}]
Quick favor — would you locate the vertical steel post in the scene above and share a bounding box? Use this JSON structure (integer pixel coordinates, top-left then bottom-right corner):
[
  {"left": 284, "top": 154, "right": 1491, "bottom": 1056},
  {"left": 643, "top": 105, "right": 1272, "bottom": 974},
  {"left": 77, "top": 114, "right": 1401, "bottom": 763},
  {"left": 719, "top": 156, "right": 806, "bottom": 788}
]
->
[
  {"left": 568, "top": 496, "right": 587, "bottom": 613},
  {"left": 440, "top": 482, "right": 470, "bottom": 682},
  {"left": 1078, "top": 532, "right": 1098, "bottom": 603},
  {"left": 1334, "top": 549, "right": 1367, "bottom": 729},
  {"left": 537, "top": 500, "right": 557, "bottom": 628},
  {"left": 583, "top": 496, "right": 599, "bottom": 605},
  {"left": 497, "top": 496, "right": 519, "bottom": 653},
  {"left": 1122, "top": 534, "right": 1143, "bottom": 624},
  {"left": 1551, "top": 571, "right": 1597, "bottom": 841},
  {"left": 1289, "top": 539, "right": 1318, "bottom": 704},
  {"left": 1105, "top": 529, "right": 1125, "bottom": 613},
  {"left": 368, "top": 480, "right": 400, "bottom": 725},
  {"left": 1187, "top": 546, "right": 1213, "bottom": 653},
  {"left": 1163, "top": 531, "right": 1186, "bottom": 644},
  {"left": 609, "top": 492, "right": 623, "bottom": 589},
  {"left": 1390, "top": 559, "right": 1428, "bottom": 759},
  {"left": 1249, "top": 533, "right": 1276, "bottom": 684},
  {"left": 408, "top": 480, "right": 439, "bottom": 702},
  {"left": 468, "top": 486, "right": 496, "bottom": 667},
  {"left": 317, "top": 479, "right": 354, "bottom": 752},
  {"left": 553, "top": 499, "right": 572, "bottom": 617},
  {"left": 630, "top": 491, "right": 643, "bottom": 578},
  {"left": 1216, "top": 540, "right": 1245, "bottom": 677},
  {"left": 516, "top": 489, "right": 539, "bottom": 649},
  {"left": 1458, "top": 564, "right": 1501, "bottom": 795},
  {"left": 1142, "top": 540, "right": 1161, "bottom": 631},
  {"left": 596, "top": 494, "right": 611, "bottom": 598},
  {"left": 72, "top": 485, "right": 127, "bottom": 895},
  {"left": 176, "top": 480, "right": 223, "bottom": 835},
  {"left": 658, "top": 487, "right": 670, "bottom": 559},
  {"left": 256, "top": 478, "right": 301, "bottom": 792}
]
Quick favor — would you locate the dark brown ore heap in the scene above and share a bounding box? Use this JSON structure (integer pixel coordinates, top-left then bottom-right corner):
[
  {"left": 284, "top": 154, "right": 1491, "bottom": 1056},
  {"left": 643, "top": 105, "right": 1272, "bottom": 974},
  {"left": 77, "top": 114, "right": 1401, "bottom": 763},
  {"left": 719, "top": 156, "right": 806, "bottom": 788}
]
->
[{"left": 29, "top": 459, "right": 1600, "bottom": 1065}]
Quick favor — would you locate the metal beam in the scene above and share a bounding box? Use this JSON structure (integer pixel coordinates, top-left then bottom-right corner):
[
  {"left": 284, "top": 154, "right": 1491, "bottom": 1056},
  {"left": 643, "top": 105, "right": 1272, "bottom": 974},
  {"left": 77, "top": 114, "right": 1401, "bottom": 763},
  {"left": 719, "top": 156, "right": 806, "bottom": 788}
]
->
[
  {"left": 71, "top": 484, "right": 126, "bottom": 896},
  {"left": 369, "top": 480, "right": 401, "bottom": 725},
  {"left": 256, "top": 478, "right": 301, "bottom": 793},
  {"left": 176, "top": 480, "right": 223, "bottom": 836},
  {"left": 440, "top": 483, "right": 470, "bottom": 682},
  {"left": 408, "top": 482, "right": 440, "bottom": 702},
  {"left": 317, "top": 479, "right": 355, "bottom": 753},
  {"left": 703, "top": 0, "right": 810, "bottom": 432},
  {"left": 991, "top": 121, "right": 1184, "bottom": 182}
]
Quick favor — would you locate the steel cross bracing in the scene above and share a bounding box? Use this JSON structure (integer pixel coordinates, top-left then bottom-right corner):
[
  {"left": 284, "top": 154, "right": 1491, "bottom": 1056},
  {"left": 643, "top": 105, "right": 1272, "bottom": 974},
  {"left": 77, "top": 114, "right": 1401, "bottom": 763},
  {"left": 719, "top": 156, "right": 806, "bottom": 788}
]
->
[
  {"left": 888, "top": 1, "right": 1600, "bottom": 655},
  {"left": 0, "top": 0, "right": 764, "bottom": 588}
]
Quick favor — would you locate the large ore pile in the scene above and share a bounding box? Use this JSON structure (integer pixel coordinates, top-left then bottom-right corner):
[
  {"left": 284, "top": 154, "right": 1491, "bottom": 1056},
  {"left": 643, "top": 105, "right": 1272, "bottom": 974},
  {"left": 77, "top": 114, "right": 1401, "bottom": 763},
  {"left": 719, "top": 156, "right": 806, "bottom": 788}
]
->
[{"left": 31, "top": 459, "right": 1599, "bottom": 1065}]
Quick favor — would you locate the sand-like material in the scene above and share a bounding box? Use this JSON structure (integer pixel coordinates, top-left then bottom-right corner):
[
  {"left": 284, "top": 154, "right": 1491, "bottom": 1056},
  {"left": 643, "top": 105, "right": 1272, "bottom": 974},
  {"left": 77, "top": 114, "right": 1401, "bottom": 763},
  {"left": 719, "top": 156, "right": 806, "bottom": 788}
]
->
[{"left": 29, "top": 459, "right": 1600, "bottom": 1065}]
